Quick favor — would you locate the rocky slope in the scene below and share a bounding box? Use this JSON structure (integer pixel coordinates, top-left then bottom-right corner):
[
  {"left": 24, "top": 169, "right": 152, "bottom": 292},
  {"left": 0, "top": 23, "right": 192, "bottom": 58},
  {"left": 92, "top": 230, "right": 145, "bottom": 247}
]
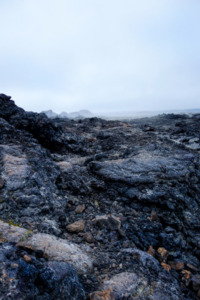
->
[{"left": 0, "top": 93, "right": 200, "bottom": 299}]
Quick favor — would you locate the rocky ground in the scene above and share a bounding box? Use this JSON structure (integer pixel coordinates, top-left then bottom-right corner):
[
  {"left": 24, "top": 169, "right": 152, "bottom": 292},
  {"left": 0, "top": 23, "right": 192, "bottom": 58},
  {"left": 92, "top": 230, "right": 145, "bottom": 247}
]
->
[{"left": 0, "top": 93, "right": 200, "bottom": 299}]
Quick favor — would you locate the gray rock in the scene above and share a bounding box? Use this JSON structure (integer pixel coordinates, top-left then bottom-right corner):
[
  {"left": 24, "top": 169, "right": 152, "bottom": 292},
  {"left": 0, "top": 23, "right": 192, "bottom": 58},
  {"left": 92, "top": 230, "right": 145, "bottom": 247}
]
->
[
  {"left": 102, "top": 271, "right": 183, "bottom": 300},
  {"left": 0, "top": 221, "right": 93, "bottom": 274},
  {"left": 96, "top": 215, "right": 121, "bottom": 230}
]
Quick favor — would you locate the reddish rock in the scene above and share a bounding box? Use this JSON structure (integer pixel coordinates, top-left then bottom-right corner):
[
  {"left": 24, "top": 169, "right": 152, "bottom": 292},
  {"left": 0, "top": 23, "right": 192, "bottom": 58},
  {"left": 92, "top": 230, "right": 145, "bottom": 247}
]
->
[
  {"left": 89, "top": 287, "right": 115, "bottom": 300},
  {"left": 24, "top": 255, "right": 32, "bottom": 262},
  {"left": 84, "top": 232, "right": 95, "bottom": 243},
  {"left": 161, "top": 262, "right": 171, "bottom": 271},
  {"left": 168, "top": 261, "right": 184, "bottom": 270},
  {"left": 75, "top": 204, "right": 86, "bottom": 214},
  {"left": 158, "top": 247, "right": 168, "bottom": 262},
  {"left": 181, "top": 270, "right": 191, "bottom": 287},
  {"left": 147, "top": 246, "right": 155, "bottom": 257},
  {"left": 181, "top": 270, "right": 191, "bottom": 279},
  {"left": 176, "top": 261, "right": 184, "bottom": 271},
  {"left": 66, "top": 220, "right": 85, "bottom": 233},
  {"left": 158, "top": 247, "right": 168, "bottom": 258}
]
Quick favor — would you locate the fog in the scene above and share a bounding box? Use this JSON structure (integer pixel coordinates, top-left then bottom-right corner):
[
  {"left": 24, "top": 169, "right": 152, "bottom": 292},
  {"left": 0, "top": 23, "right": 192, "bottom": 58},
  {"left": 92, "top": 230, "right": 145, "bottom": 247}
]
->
[{"left": 0, "top": 0, "right": 200, "bottom": 114}]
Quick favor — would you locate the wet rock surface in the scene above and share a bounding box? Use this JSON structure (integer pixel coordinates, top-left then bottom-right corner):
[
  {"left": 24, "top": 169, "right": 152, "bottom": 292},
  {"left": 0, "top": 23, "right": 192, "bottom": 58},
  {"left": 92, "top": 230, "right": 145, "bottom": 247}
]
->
[{"left": 0, "top": 94, "right": 200, "bottom": 299}]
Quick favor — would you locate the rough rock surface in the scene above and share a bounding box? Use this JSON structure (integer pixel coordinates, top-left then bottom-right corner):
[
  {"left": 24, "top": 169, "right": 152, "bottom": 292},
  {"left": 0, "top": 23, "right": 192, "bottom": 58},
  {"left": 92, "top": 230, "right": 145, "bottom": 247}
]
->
[
  {"left": 0, "top": 220, "right": 93, "bottom": 274},
  {"left": 0, "top": 94, "right": 200, "bottom": 299},
  {"left": 0, "top": 242, "right": 85, "bottom": 300}
]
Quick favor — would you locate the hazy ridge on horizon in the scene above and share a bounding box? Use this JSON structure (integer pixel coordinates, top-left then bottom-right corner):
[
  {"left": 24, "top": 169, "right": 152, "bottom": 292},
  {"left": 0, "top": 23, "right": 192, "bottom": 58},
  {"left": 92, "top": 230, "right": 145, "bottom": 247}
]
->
[{"left": 42, "top": 106, "right": 200, "bottom": 120}]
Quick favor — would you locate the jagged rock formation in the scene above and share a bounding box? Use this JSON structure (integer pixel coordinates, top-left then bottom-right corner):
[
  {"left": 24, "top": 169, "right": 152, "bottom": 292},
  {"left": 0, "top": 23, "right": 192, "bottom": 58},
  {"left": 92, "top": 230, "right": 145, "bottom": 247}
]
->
[{"left": 0, "top": 93, "right": 200, "bottom": 299}]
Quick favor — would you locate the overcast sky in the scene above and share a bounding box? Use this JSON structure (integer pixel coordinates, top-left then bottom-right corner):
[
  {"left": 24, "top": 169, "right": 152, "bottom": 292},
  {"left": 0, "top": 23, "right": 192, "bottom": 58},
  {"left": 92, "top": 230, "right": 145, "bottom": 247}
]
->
[{"left": 0, "top": 0, "right": 200, "bottom": 114}]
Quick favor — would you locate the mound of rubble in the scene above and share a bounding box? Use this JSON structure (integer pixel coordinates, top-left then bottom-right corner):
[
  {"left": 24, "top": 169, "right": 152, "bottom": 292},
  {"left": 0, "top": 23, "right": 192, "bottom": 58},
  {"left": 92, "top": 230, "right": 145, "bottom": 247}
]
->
[{"left": 0, "top": 93, "right": 200, "bottom": 299}]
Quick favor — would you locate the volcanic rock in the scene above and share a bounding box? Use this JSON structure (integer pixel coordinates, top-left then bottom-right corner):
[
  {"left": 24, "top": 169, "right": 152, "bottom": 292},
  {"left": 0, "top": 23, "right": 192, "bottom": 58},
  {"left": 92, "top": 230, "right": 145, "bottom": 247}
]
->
[
  {"left": 75, "top": 204, "right": 86, "bottom": 214},
  {"left": 66, "top": 220, "right": 85, "bottom": 233},
  {"left": 96, "top": 215, "right": 121, "bottom": 230},
  {"left": 1, "top": 94, "right": 200, "bottom": 299},
  {"left": 0, "top": 220, "right": 93, "bottom": 273},
  {"left": 146, "top": 245, "right": 155, "bottom": 257},
  {"left": 83, "top": 232, "right": 95, "bottom": 243},
  {"left": 0, "top": 242, "right": 85, "bottom": 300}
]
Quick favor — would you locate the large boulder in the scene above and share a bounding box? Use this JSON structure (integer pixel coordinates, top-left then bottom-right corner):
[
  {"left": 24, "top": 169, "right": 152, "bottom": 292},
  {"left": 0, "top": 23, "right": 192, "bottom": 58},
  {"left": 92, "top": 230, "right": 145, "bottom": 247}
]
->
[
  {"left": 101, "top": 250, "right": 183, "bottom": 300},
  {"left": 0, "top": 221, "right": 93, "bottom": 274}
]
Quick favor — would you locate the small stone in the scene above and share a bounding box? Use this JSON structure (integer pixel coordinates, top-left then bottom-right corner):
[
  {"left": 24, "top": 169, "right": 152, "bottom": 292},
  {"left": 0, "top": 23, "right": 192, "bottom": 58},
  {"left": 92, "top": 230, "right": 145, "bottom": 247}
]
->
[
  {"left": 75, "top": 204, "right": 86, "bottom": 214},
  {"left": 168, "top": 261, "right": 184, "bottom": 271},
  {"left": 66, "top": 220, "right": 85, "bottom": 233},
  {"left": 181, "top": 270, "right": 191, "bottom": 279},
  {"left": 181, "top": 270, "right": 191, "bottom": 287},
  {"left": 175, "top": 261, "right": 184, "bottom": 271},
  {"left": 89, "top": 287, "right": 115, "bottom": 300},
  {"left": 186, "top": 263, "right": 198, "bottom": 272},
  {"left": 161, "top": 262, "right": 171, "bottom": 271},
  {"left": 11, "top": 263, "right": 19, "bottom": 268},
  {"left": 147, "top": 246, "right": 155, "bottom": 257},
  {"left": 24, "top": 255, "right": 32, "bottom": 262},
  {"left": 84, "top": 232, "right": 95, "bottom": 243},
  {"left": 117, "top": 229, "right": 126, "bottom": 238},
  {"left": 0, "top": 177, "right": 5, "bottom": 189},
  {"left": 151, "top": 211, "right": 158, "bottom": 221},
  {"left": 96, "top": 215, "right": 121, "bottom": 230},
  {"left": 158, "top": 247, "right": 168, "bottom": 258}
]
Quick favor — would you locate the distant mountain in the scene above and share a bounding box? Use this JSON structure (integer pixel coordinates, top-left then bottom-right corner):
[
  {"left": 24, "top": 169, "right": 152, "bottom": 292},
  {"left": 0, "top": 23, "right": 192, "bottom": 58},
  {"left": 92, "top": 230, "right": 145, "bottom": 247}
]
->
[
  {"left": 59, "top": 112, "right": 69, "bottom": 118},
  {"left": 41, "top": 109, "right": 93, "bottom": 119},
  {"left": 41, "top": 110, "right": 57, "bottom": 118},
  {"left": 68, "top": 110, "right": 93, "bottom": 118},
  {"left": 79, "top": 110, "right": 94, "bottom": 117}
]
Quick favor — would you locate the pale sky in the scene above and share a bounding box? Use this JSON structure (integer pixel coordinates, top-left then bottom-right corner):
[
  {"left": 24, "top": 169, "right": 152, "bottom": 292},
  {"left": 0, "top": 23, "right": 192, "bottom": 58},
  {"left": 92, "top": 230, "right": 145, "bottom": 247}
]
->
[{"left": 0, "top": 0, "right": 200, "bottom": 114}]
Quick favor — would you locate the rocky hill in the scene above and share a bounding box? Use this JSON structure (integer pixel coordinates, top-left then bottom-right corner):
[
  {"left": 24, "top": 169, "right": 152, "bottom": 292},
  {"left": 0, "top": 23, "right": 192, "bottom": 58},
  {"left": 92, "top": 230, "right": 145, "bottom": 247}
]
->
[{"left": 0, "top": 93, "right": 200, "bottom": 299}]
